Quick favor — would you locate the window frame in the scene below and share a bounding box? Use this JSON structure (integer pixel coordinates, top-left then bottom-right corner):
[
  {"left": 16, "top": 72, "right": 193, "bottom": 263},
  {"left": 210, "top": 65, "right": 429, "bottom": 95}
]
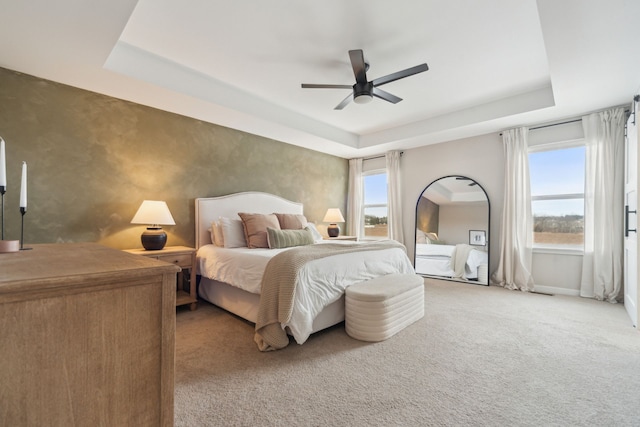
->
[
  {"left": 528, "top": 138, "right": 585, "bottom": 254},
  {"left": 361, "top": 168, "right": 388, "bottom": 241}
]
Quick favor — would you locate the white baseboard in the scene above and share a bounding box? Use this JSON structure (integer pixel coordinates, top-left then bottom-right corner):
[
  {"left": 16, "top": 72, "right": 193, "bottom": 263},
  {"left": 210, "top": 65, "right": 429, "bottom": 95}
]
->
[{"left": 533, "top": 285, "right": 580, "bottom": 297}]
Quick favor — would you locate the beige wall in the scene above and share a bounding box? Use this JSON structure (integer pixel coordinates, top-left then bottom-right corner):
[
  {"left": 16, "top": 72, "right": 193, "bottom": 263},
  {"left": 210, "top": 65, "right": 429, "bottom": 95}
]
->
[
  {"left": 0, "top": 68, "right": 348, "bottom": 249},
  {"left": 402, "top": 132, "right": 583, "bottom": 294},
  {"left": 402, "top": 133, "right": 504, "bottom": 275},
  {"left": 438, "top": 203, "right": 489, "bottom": 246}
]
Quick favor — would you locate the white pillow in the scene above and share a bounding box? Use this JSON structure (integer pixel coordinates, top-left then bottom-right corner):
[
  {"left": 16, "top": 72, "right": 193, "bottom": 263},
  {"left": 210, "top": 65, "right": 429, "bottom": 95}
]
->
[
  {"left": 219, "top": 217, "right": 247, "bottom": 248},
  {"left": 425, "top": 232, "right": 439, "bottom": 243},
  {"left": 211, "top": 221, "right": 225, "bottom": 247},
  {"left": 305, "top": 223, "right": 324, "bottom": 243}
]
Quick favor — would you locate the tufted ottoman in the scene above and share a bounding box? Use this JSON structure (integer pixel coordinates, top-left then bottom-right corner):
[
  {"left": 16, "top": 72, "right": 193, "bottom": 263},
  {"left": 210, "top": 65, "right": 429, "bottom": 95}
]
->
[{"left": 345, "top": 273, "right": 425, "bottom": 342}]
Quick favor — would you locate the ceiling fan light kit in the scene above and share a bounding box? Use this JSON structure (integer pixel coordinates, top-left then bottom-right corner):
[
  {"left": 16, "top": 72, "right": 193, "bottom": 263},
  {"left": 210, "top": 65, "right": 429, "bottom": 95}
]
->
[
  {"left": 354, "top": 94, "right": 373, "bottom": 104},
  {"left": 301, "top": 49, "right": 428, "bottom": 110},
  {"left": 354, "top": 95, "right": 373, "bottom": 104}
]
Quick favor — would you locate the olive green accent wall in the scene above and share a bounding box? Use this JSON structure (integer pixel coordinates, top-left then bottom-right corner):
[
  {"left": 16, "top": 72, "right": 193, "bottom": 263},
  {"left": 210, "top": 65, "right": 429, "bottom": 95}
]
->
[
  {"left": 0, "top": 68, "right": 348, "bottom": 249},
  {"left": 416, "top": 196, "right": 439, "bottom": 235}
]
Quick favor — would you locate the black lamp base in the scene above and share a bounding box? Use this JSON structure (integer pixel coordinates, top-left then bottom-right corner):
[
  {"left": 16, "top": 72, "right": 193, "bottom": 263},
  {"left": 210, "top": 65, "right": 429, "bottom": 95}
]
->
[
  {"left": 141, "top": 227, "right": 167, "bottom": 250},
  {"left": 327, "top": 223, "right": 340, "bottom": 237}
]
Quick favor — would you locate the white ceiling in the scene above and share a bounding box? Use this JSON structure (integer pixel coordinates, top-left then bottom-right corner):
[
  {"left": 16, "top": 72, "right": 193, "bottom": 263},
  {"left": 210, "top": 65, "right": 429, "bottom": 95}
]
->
[
  {"left": 423, "top": 176, "right": 487, "bottom": 205},
  {"left": 1, "top": 0, "right": 639, "bottom": 158}
]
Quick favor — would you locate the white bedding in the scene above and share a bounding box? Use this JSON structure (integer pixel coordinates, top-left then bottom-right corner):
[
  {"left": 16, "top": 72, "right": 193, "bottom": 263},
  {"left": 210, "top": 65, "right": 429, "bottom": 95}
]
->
[
  {"left": 415, "top": 243, "right": 487, "bottom": 279},
  {"left": 197, "top": 241, "right": 415, "bottom": 344},
  {"left": 415, "top": 243, "right": 456, "bottom": 258},
  {"left": 197, "top": 245, "right": 288, "bottom": 294}
]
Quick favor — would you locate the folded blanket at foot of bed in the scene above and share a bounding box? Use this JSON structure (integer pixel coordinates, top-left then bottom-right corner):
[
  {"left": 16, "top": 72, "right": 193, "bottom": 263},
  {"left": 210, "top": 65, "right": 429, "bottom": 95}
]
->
[
  {"left": 450, "top": 244, "right": 474, "bottom": 280},
  {"left": 254, "top": 240, "right": 410, "bottom": 351}
]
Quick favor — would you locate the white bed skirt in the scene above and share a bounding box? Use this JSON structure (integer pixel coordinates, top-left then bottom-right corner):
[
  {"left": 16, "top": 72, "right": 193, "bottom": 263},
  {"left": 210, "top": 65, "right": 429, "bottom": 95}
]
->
[{"left": 199, "top": 277, "right": 346, "bottom": 334}]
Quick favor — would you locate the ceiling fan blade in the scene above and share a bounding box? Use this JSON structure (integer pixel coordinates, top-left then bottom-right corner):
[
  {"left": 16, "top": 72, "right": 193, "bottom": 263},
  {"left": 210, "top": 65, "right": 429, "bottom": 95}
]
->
[
  {"left": 372, "top": 87, "right": 402, "bottom": 104},
  {"left": 334, "top": 93, "right": 353, "bottom": 110},
  {"left": 348, "top": 49, "right": 368, "bottom": 85},
  {"left": 371, "top": 63, "right": 429, "bottom": 87},
  {"left": 301, "top": 84, "right": 353, "bottom": 89}
]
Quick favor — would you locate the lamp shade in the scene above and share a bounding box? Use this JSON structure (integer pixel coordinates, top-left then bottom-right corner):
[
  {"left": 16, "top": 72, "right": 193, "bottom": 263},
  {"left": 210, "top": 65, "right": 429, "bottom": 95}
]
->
[
  {"left": 131, "top": 201, "right": 175, "bottom": 250},
  {"left": 131, "top": 200, "right": 175, "bottom": 226},
  {"left": 323, "top": 208, "right": 345, "bottom": 223}
]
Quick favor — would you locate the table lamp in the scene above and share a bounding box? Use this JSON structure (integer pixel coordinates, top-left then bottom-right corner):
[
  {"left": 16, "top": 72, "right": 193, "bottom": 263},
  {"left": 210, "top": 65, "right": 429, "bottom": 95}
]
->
[
  {"left": 323, "top": 208, "right": 345, "bottom": 237},
  {"left": 131, "top": 200, "right": 175, "bottom": 250}
]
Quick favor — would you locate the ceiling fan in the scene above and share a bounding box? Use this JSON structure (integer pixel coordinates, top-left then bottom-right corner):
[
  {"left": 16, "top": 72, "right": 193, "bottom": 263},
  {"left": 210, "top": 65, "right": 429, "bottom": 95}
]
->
[
  {"left": 301, "top": 49, "right": 429, "bottom": 110},
  {"left": 456, "top": 177, "right": 478, "bottom": 186}
]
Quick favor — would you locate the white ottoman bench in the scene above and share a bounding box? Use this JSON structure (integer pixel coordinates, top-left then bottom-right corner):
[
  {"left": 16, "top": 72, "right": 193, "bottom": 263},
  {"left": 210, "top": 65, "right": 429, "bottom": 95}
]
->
[{"left": 345, "top": 273, "right": 424, "bottom": 342}]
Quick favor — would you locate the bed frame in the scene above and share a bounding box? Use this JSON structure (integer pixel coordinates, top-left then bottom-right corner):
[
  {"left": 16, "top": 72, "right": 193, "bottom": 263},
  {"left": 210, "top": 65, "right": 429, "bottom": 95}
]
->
[{"left": 195, "top": 192, "right": 345, "bottom": 333}]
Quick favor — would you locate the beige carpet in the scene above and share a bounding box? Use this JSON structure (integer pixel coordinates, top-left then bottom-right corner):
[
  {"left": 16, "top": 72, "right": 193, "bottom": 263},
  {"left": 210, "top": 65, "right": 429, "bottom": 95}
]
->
[{"left": 174, "top": 278, "right": 640, "bottom": 426}]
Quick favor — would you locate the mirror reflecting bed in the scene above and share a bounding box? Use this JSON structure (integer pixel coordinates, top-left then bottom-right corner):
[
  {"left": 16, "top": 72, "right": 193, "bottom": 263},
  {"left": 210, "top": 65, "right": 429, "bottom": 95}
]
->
[{"left": 414, "top": 175, "right": 490, "bottom": 285}]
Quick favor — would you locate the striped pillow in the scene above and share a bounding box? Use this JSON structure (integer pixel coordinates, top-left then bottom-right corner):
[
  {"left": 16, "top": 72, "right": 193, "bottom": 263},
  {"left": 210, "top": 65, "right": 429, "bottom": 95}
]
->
[{"left": 266, "top": 227, "right": 315, "bottom": 249}]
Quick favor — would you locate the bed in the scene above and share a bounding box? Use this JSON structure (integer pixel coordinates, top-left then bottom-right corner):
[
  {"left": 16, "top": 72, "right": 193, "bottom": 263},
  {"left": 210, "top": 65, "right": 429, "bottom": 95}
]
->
[
  {"left": 195, "top": 192, "right": 415, "bottom": 350},
  {"left": 415, "top": 243, "right": 488, "bottom": 282}
]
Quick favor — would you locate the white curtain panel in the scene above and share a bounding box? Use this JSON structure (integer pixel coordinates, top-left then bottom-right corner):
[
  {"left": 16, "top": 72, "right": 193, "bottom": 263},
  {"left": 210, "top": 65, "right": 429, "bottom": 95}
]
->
[
  {"left": 580, "top": 107, "right": 625, "bottom": 302},
  {"left": 492, "top": 127, "right": 535, "bottom": 291},
  {"left": 347, "top": 158, "right": 363, "bottom": 238},
  {"left": 385, "top": 151, "right": 404, "bottom": 244}
]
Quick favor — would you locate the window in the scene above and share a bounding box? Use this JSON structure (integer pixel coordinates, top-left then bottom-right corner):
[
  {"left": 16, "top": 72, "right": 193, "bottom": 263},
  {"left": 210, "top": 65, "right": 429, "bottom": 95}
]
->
[
  {"left": 363, "top": 171, "right": 388, "bottom": 239},
  {"left": 529, "top": 142, "right": 585, "bottom": 250}
]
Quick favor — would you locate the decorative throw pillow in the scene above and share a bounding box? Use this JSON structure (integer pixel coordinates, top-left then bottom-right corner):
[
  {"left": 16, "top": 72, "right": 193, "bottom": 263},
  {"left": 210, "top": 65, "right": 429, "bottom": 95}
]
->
[
  {"left": 219, "top": 217, "right": 247, "bottom": 248},
  {"left": 209, "top": 221, "right": 217, "bottom": 246},
  {"left": 238, "top": 212, "right": 281, "bottom": 248},
  {"left": 211, "top": 220, "right": 225, "bottom": 247},
  {"left": 305, "top": 222, "right": 324, "bottom": 242},
  {"left": 266, "top": 227, "right": 315, "bottom": 249},
  {"left": 274, "top": 213, "right": 308, "bottom": 230},
  {"left": 416, "top": 229, "right": 428, "bottom": 244},
  {"left": 425, "top": 232, "right": 439, "bottom": 243}
]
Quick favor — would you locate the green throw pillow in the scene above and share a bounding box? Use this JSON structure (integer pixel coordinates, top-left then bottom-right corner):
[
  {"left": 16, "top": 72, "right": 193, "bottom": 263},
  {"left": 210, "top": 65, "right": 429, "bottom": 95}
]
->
[{"left": 267, "top": 226, "right": 315, "bottom": 249}]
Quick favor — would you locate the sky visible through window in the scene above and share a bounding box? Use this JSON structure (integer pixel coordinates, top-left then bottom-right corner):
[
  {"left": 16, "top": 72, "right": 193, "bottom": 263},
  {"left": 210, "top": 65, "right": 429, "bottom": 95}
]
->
[
  {"left": 364, "top": 173, "right": 387, "bottom": 218},
  {"left": 364, "top": 148, "right": 585, "bottom": 227},
  {"left": 529, "top": 146, "right": 585, "bottom": 217}
]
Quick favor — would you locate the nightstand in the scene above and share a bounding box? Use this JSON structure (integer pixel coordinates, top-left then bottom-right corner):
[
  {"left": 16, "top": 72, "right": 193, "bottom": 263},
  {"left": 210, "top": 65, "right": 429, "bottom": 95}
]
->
[
  {"left": 323, "top": 236, "right": 358, "bottom": 241},
  {"left": 124, "top": 245, "right": 198, "bottom": 310}
]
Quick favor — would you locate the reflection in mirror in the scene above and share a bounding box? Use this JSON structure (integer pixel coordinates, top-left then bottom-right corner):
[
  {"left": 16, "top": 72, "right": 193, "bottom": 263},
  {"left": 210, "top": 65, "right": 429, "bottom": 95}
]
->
[{"left": 415, "top": 176, "right": 490, "bottom": 285}]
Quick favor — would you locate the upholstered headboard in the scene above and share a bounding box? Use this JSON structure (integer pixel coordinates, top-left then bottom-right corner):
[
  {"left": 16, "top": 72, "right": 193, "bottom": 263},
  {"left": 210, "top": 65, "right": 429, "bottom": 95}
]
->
[{"left": 195, "top": 192, "right": 303, "bottom": 249}]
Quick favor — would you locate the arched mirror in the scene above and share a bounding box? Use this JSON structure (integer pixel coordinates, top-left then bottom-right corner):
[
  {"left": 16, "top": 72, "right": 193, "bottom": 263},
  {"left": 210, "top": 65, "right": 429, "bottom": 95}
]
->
[{"left": 414, "top": 175, "right": 490, "bottom": 285}]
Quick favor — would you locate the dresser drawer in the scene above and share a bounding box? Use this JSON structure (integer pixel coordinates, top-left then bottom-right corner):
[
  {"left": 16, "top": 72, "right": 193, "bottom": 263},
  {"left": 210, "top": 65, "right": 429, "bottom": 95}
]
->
[{"left": 154, "top": 253, "right": 192, "bottom": 267}]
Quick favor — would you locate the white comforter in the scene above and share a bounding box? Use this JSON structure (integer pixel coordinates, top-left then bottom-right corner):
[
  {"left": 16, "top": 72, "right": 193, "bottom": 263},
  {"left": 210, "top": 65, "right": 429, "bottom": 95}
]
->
[
  {"left": 415, "top": 243, "right": 488, "bottom": 279},
  {"left": 197, "top": 241, "right": 415, "bottom": 344},
  {"left": 197, "top": 245, "right": 287, "bottom": 294}
]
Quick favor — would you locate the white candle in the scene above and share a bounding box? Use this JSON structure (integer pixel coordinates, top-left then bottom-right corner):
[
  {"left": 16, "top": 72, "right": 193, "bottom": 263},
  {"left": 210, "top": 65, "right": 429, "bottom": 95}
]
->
[
  {"left": 19, "top": 161, "right": 27, "bottom": 208},
  {"left": 0, "top": 138, "right": 6, "bottom": 188}
]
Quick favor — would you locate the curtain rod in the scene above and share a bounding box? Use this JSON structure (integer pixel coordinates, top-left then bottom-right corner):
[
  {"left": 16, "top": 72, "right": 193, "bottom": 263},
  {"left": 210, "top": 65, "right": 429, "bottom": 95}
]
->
[
  {"left": 363, "top": 151, "right": 404, "bottom": 161},
  {"left": 529, "top": 118, "right": 582, "bottom": 131},
  {"left": 499, "top": 105, "right": 631, "bottom": 136},
  {"left": 499, "top": 119, "right": 581, "bottom": 136}
]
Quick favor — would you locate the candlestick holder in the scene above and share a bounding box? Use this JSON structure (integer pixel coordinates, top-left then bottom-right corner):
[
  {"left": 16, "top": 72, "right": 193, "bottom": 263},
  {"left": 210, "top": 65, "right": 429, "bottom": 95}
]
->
[
  {"left": 1, "top": 185, "right": 4, "bottom": 240},
  {"left": 20, "top": 206, "right": 31, "bottom": 251},
  {"left": 0, "top": 188, "right": 20, "bottom": 253}
]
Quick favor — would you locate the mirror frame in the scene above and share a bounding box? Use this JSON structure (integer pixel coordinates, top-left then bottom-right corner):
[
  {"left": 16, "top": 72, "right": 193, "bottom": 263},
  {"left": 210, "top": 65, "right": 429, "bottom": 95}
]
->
[{"left": 414, "top": 175, "right": 491, "bottom": 285}]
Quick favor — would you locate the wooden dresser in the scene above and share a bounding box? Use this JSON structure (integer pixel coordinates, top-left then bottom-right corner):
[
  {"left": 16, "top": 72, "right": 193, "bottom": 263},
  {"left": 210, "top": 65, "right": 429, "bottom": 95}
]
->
[{"left": 0, "top": 243, "right": 180, "bottom": 426}]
